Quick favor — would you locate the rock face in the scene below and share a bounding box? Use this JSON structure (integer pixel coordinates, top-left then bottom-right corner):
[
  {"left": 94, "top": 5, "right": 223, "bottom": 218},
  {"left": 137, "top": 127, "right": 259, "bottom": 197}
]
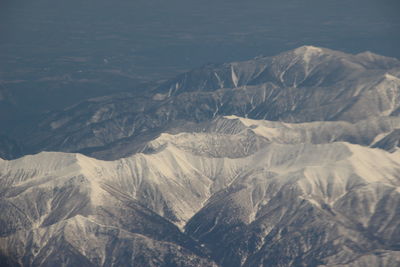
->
[{"left": 1, "top": 47, "right": 400, "bottom": 266}]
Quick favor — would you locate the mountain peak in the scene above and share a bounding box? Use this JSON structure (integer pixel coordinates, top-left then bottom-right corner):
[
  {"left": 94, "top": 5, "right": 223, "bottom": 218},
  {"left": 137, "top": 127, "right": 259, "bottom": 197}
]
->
[
  {"left": 292, "top": 45, "right": 326, "bottom": 64},
  {"left": 294, "top": 45, "right": 324, "bottom": 54}
]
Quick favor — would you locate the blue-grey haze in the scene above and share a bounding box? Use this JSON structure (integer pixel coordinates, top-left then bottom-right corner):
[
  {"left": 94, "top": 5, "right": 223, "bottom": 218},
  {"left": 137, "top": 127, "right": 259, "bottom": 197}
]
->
[{"left": 0, "top": 0, "right": 399, "bottom": 127}]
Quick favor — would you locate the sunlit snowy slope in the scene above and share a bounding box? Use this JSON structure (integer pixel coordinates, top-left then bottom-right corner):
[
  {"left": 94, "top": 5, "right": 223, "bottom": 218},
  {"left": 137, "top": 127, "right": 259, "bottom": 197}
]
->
[{"left": 1, "top": 115, "right": 400, "bottom": 266}]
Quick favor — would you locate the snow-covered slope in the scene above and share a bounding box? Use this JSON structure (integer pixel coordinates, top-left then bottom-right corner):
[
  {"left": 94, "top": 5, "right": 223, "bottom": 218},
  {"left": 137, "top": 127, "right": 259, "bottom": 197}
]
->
[
  {"left": 1, "top": 46, "right": 400, "bottom": 266},
  {"left": 5, "top": 46, "right": 400, "bottom": 161},
  {"left": 156, "top": 46, "right": 400, "bottom": 94},
  {"left": 1, "top": 115, "right": 400, "bottom": 266},
  {"left": 147, "top": 115, "right": 400, "bottom": 156},
  {"left": 0, "top": 151, "right": 217, "bottom": 266}
]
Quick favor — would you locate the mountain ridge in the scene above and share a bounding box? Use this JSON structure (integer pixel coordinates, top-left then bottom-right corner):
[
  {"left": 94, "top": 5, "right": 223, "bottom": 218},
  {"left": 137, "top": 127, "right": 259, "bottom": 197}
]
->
[
  {"left": 2, "top": 46, "right": 399, "bottom": 161},
  {"left": 1, "top": 46, "right": 400, "bottom": 266},
  {"left": 1, "top": 114, "right": 400, "bottom": 266}
]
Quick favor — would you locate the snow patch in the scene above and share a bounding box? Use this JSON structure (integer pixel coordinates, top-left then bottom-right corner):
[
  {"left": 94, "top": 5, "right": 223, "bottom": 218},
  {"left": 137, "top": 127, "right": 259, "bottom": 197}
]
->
[
  {"left": 231, "top": 65, "right": 239, "bottom": 87},
  {"left": 294, "top": 45, "right": 323, "bottom": 65},
  {"left": 384, "top": 73, "right": 400, "bottom": 82}
]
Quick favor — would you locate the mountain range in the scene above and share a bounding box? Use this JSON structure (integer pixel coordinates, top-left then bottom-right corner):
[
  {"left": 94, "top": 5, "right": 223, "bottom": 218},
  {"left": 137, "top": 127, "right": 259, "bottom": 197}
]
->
[
  {"left": 1, "top": 46, "right": 400, "bottom": 266},
  {"left": 2, "top": 46, "right": 399, "bottom": 161}
]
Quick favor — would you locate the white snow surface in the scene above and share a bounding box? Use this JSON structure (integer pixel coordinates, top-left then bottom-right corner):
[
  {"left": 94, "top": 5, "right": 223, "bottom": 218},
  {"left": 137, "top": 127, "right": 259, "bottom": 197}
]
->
[
  {"left": 1, "top": 115, "right": 400, "bottom": 266},
  {"left": 2, "top": 115, "right": 400, "bottom": 226}
]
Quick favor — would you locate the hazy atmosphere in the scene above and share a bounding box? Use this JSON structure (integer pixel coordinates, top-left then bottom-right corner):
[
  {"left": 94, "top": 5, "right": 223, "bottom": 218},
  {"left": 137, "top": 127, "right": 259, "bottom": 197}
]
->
[{"left": 1, "top": 0, "right": 399, "bottom": 119}]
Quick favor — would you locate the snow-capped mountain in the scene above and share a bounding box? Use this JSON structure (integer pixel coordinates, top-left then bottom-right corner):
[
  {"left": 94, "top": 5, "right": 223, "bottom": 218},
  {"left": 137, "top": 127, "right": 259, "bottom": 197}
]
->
[
  {"left": 1, "top": 46, "right": 400, "bottom": 266},
  {"left": 7, "top": 46, "right": 399, "bottom": 161},
  {"left": 1, "top": 115, "right": 400, "bottom": 266},
  {"left": 156, "top": 46, "right": 400, "bottom": 94}
]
